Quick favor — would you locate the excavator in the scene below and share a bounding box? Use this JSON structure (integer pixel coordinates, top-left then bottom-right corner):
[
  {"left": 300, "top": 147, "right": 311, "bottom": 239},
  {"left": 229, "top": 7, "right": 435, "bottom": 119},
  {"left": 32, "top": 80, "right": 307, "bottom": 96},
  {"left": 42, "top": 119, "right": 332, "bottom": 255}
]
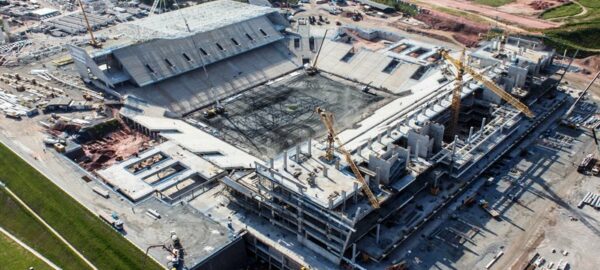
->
[{"left": 316, "top": 107, "right": 380, "bottom": 209}]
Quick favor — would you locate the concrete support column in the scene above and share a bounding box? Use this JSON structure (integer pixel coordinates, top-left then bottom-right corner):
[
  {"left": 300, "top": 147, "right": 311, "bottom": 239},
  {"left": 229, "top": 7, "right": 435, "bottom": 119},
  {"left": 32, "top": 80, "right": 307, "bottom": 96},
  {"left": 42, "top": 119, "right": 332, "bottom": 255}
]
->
[
  {"left": 353, "top": 182, "right": 359, "bottom": 203},
  {"left": 376, "top": 223, "right": 381, "bottom": 244},
  {"left": 480, "top": 117, "right": 487, "bottom": 133},
  {"left": 352, "top": 244, "right": 357, "bottom": 263},
  {"left": 377, "top": 133, "right": 383, "bottom": 143},
  {"left": 451, "top": 135, "right": 458, "bottom": 158},
  {"left": 323, "top": 167, "right": 328, "bottom": 177},
  {"left": 406, "top": 146, "right": 411, "bottom": 168},
  {"left": 307, "top": 138, "right": 312, "bottom": 157},
  {"left": 335, "top": 159, "right": 340, "bottom": 170},
  {"left": 269, "top": 158, "right": 274, "bottom": 169},
  {"left": 468, "top": 126, "right": 474, "bottom": 144},
  {"left": 365, "top": 174, "right": 370, "bottom": 185},
  {"left": 283, "top": 150, "right": 288, "bottom": 171},
  {"left": 387, "top": 126, "right": 393, "bottom": 137},
  {"left": 415, "top": 141, "right": 420, "bottom": 160},
  {"left": 341, "top": 191, "right": 347, "bottom": 212},
  {"left": 374, "top": 167, "right": 381, "bottom": 187},
  {"left": 295, "top": 145, "right": 301, "bottom": 162}
]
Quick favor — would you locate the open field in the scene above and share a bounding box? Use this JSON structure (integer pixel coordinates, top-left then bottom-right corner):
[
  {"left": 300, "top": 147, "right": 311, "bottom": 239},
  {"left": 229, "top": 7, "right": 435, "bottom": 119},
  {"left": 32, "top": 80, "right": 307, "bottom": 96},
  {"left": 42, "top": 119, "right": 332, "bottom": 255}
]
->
[
  {"left": 475, "top": 0, "right": 515, "bottom": 7},
  {"left": 542, "top": 1, "right": 600, "bottom": 53},
  {"left": 409, "top": 0, "right": 559, "bottom": 29},
  {"left": 0, "top": 190, "right": 90, "bottom": 270},
  {"left": 0, "top": 143, "right": 163, "bottom": 270},
  {"left": 541, "top": 3, "right": 583, "bottom": 19},
  {"left": 0, "top": 232, "right": 53, "bottom": 270}
]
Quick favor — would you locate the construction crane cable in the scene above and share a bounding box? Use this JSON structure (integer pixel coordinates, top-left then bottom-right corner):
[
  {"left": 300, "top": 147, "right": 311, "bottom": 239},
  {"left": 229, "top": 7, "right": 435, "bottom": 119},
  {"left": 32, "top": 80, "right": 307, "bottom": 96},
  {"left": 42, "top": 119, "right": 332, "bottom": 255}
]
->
[{"left": 172, "top": 0, "right": 220, "bottom": 108}]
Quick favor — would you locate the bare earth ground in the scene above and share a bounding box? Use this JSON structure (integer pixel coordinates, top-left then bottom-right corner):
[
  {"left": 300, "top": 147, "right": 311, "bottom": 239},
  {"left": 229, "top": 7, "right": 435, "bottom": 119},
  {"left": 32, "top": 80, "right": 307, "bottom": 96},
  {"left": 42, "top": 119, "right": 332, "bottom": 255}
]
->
[
  {"left": 410, "top": 0, "right": 560, "bottom": 29},
  {"left": 499, "top": 0, "right": 563, "bottom": 15}
]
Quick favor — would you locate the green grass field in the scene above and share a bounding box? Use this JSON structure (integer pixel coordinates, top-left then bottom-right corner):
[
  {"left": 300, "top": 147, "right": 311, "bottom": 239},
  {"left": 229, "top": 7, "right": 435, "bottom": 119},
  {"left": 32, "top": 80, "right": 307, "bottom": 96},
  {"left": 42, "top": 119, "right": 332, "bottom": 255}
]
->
[
  {"left": 542, "top": 0, "right": 600, "bottom": 53},
  {"left": 0, "top": 233, "right": 53, "bottom": 270},
  {"left": 0, "top": 143, "right": 163, "bottom": 270},
  {"left": 474, "top": 0, "right": 515, "bottom": 7},
  {"left": 0, "top": 190, "right": 91, "bottom": 270},
  {"left": 578, "top": 0, "right": 600, "bottom": 8},
  {"left": 541, "top": 3, "right": 583, "bottom": 19}
]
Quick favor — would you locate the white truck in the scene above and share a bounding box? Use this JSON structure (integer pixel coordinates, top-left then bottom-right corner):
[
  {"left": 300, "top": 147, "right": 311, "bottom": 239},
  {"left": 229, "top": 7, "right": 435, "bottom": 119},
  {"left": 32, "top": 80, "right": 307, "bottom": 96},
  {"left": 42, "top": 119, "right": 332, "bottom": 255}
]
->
[{"left": 98, "top": 211, "right": 123, "bottom": 230}]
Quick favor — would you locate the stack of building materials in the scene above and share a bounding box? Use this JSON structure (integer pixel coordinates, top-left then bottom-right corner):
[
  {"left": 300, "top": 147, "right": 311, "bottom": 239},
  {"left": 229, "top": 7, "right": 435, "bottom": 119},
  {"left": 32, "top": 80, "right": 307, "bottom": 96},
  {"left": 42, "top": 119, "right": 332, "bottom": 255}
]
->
[
  {"left": 578, "top": 192, "right": 600, "bottom": 209},
  {"left": 45, "top": 12, "right": 114, "bottom": 35},
  {"left": 0, "top": 90, "right": 38, "bottom": 117}
]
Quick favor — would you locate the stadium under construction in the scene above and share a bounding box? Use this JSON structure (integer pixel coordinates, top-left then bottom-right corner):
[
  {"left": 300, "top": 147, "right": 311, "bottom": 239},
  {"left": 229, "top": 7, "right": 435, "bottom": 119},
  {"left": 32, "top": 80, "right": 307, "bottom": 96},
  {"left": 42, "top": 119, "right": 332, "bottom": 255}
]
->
[{"left": 59, "top": 1, "right": 568, "bottom": 269}]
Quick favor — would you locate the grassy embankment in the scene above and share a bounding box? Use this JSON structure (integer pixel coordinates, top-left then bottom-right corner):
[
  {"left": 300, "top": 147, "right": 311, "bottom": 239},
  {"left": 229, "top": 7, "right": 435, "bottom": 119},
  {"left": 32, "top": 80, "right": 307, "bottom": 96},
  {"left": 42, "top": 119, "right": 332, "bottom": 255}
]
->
[{"left": 0, "top": 143, "right": 163, "bottom": 270}]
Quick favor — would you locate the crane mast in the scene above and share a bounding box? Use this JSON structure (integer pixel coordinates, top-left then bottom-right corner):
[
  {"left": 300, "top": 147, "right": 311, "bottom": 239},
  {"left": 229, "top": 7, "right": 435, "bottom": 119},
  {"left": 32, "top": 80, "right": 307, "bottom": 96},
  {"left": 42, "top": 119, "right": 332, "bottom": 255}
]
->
[
  {"left": 76, "top": 0, "right": 100, "bottom": 48},
  {"left": 316, "top": 107, "right": 380, "bottom": 209},
  {"left": 439, "top": 49, "right": 534, "bottom": 119},
  {"left": 446, "top": 50, "right": 466, "bottom": 139}
]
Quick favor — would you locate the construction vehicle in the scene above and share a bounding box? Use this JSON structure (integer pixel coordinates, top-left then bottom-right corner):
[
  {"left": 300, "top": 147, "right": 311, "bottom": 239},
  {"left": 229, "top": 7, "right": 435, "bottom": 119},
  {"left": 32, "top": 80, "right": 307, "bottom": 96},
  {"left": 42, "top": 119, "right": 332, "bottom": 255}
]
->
[
  {"left": 316, "top": 107, "right": 380, "bottom": 209},
  {"left": 92, "top": 186, "right": 110, "bottom": 198},
  {"left": 144, "top": 231, "right": 183, "bottom": 269},
  {"left": 98, "top": 211, "right": 124, "bottom": 230},
  {"left": 362, "top": 81, "right": 373, "bottom": 93},
  {"left": 76, "top": 0, "right": 101, "bottom": 48},
  {"left": 386, "top": 260, "right": 408, "bottom": 270},
  {"left": 351, "top": 11, "right": 363, "bottom": 21},
  {"left": 578, "top": 153, "right": 595, "bottom": 173},
  {"left": 479, "top": 199, "right": 500, "bottom": 219},
  {"left": 463, "top": 194, "right": 476, "bottom": 207},
  {"left": 203, "top": 102, "right": 226, "bottom": 119}
]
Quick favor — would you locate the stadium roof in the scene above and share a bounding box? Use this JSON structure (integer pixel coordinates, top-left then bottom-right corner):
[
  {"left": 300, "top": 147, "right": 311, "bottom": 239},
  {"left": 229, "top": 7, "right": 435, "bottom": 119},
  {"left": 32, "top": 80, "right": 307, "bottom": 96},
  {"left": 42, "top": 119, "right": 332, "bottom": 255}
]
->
[{"left": 120, "top": 0, "right": 278, "bottom": 41}]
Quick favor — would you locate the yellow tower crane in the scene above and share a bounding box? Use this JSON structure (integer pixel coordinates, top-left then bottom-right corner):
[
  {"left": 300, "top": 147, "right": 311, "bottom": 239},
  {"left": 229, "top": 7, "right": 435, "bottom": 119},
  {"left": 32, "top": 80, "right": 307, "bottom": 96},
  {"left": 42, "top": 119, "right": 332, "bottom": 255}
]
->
[
  {"left": 316, "top": 107, "right": 380, "bottom": 209},
  {"left": 444, "top": 49, "right": 466, "bottom": 140},
  {"left": 76, "top": 0, "right": 101, "bottom": 48},
  {"left": 439, "top": 49, "right": 534, "bottom": 125},
  {"left": 433, "top": 49, "right": 534, "bottom": 195}
]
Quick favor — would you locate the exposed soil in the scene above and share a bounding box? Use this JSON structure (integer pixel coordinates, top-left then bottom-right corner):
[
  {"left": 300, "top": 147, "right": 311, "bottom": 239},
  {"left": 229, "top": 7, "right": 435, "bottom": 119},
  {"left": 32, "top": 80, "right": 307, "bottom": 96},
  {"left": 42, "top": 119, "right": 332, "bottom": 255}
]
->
[
  {"left": 499, "top": 0, "right": 568, "bottom": 14},
  {"left": 576, "top": 55, "right": 600, "bottom": 74},
  {"left": 78, "top": 126, "right": 153, "bottom": 171},
  {"left": 416, "top": 10, "right": 490, "bottom": 47},
  {"left": 411, "top": 0, "right": 560, "bottom": 29}
]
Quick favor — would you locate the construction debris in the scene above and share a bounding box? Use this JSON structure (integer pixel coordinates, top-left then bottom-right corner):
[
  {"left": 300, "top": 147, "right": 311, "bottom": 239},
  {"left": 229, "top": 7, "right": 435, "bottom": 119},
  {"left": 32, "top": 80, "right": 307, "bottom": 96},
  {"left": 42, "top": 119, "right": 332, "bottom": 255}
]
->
[{"left": 75, "top": 120, "right": 153, "bottom": 171}]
